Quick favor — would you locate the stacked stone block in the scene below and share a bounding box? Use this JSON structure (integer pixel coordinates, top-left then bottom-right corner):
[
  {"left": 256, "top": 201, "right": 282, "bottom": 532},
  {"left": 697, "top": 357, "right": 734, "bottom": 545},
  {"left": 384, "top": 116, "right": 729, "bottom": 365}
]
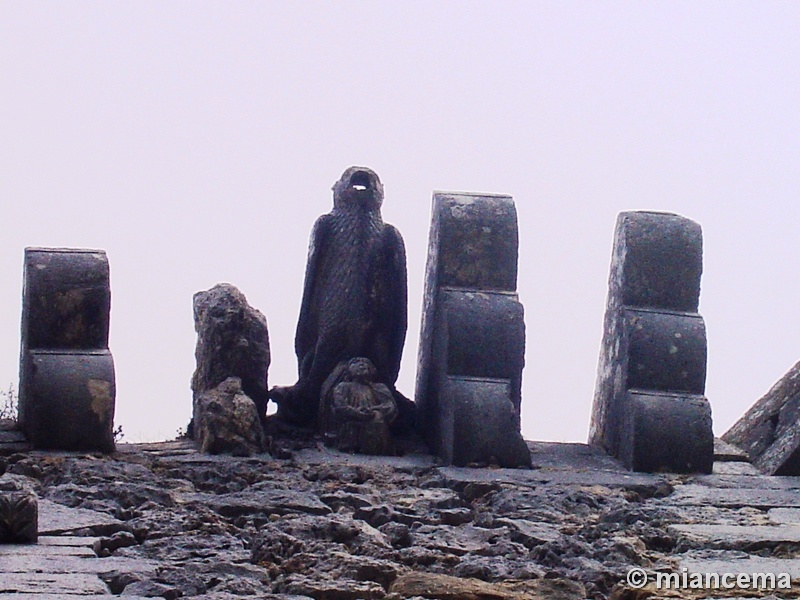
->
[
  {"left": 416, "top": 192, "right": 530, "bottom": 467},
  {"left": 19, "top": 248, "right": 116, "bottom": 452},
  {"left": 589, "top": 211, "right": 713, "bottom": 473}
]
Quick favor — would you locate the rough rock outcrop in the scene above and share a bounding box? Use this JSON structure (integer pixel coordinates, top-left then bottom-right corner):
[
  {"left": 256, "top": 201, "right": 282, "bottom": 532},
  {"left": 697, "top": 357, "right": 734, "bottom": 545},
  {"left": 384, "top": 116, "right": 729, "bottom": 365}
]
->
[
  {"left": 192, "top": 283, "right": 270, "bottom": 426},
  {"left": 193, "top": 377, "right": 267, "bottom": 456},
  {"left": 0, "top": 434, "right": 790, "bottom": 600},
  {"left": 723, "top": 360, "right": 800, "bottom": 475}
]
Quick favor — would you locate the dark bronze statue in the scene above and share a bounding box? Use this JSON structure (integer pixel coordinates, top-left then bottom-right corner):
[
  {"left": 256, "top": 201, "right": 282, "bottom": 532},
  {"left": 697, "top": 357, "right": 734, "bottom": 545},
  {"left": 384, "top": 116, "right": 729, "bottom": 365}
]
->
[{"left": 272, "top": 167, "right": 407, "bottom": 428}]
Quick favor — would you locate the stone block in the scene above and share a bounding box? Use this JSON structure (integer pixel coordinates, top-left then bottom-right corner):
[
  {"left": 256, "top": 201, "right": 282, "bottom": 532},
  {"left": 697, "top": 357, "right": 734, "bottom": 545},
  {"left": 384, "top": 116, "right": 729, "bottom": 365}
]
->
[
  {"left": 440, "top": 376, "right": 531, "bottom": 468},
  {"left": 590, "top": 211, "right": 712, "bottom": 473},
  {"left": 438, "top": 290, "right": 525, "bottom": 410},
  {"left": 613, "top": 211, "right": 702, "bottom": 312},
  {"left": 424, "top": 192, "right": 519, "bottom": 292},
  {"left": 19, "top": 350, "right": 115, "bottom": 452},
  {"left": 21, "top": 247, "right": 110, "bottom": 350},
  {"left": 624, "top": 309, "right": 706, "bottom": 394},
  {"left": 620, "top": 390, "right": 713, "bottom": 473},
  {"left": 416, "top": 192, "right": 529, "bottom": 467},
  {"left": 723, "top": 360, "right": 800, "bottom": 475},
  {"left": 0, "top": 573, "right": 110, "bottom": 595}
]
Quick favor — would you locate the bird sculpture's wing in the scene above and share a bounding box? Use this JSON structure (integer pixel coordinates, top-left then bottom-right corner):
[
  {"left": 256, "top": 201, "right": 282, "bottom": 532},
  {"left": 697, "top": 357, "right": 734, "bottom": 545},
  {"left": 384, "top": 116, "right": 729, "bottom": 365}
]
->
[
  {"left": 294, "top": 214, "right": 334, "bottom": 377},
  {"left": 377, "top": 224, "right": 408, "bottom": 385}
]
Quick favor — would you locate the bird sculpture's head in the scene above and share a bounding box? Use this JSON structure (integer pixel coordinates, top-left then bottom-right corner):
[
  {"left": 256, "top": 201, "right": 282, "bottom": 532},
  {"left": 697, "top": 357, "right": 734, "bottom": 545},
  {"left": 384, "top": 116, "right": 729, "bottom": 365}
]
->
[{"left": 332, "top": 166, "right": 384, "bottom": 212}]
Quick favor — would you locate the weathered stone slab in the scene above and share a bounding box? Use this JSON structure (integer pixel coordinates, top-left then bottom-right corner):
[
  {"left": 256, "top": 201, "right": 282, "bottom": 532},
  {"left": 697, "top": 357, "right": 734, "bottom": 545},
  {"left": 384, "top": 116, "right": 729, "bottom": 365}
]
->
[
  {"left": 416, "top": 192, "right": 528, "bottom": 467},
  {"left": 390, "top": 571, "right": 518, "bottom": 599},
  {"left": 527, "top": 441, "right": 624, "bottom": 471},
  {"left": 711, "top": 461, "right": 761, "bottom": 476},
  {"left": 685, "top": 473, "right": 800, "bottom": 490},
  {"left": 590, "top": 211, "right": 712, "bottom": 474},
  {"left": 192, "top": 283, "right": 271, "bottom": 427},
  {"left": 494, "top": 518, "right": 561, "bottom": 546},
  {"left": 723, "top": 360, "right": 800, "bottom": 475},
  {"left": 413, "top": 523, "right": 503, "bottom": 555},
  {"left": 0, "top": 554, "right": 157, "bottom": 575},
  {"left": 714, "top": 437, "right": 751, "bottom": 462},
  {"left": 189, "top": 596, "right": 311, "bottom": 600},
  {"left": 187, "top": 488, "right": 332, "bottom": 519},
  {"left": 37, "top": 535, "right": 101, "bottom": 547},
  {"left": 671, "top": 523, "right": 800, "bottom": 548},
  {"left": 389, "top": 571, "right": 585, "bottom": 600},
  {"left": 769, "top": 508, "right": 800, "bottom": 525},
  {"left": 0, "top": 543, "right": 97, "bottom": 557},
  {"left": 284, "top": 574, "right": 386, "bottom": 600},
  {"left": 671, "top": 485, "right": 800, "bottom": 508},
  {"left": 38, "top": 499, "right": 126, "bottom": 536},
  {"left": 294, "top": 446, "right": 437, "bottom": 470},
  {"left": 676, "top": 553, "right": 800, "bottom": 597},
  {"left": 438, "top": 464, "right": 664, "bottom": 492},
  {"left": 0, "top": 573, "right": 109, "bottom": 595}
]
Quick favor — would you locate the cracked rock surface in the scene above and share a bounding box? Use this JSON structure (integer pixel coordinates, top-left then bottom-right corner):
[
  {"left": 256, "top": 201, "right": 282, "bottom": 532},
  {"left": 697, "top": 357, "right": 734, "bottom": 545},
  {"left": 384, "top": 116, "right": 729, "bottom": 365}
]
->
[{"left": 2, "top": 438, "right": 800, "bottom": 599}]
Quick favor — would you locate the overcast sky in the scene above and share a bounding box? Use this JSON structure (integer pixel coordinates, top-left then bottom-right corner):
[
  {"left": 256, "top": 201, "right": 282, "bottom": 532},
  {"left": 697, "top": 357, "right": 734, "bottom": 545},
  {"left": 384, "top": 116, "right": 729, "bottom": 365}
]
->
[{"left": 2, "top": 2, "right": 799, "bottom": 443}]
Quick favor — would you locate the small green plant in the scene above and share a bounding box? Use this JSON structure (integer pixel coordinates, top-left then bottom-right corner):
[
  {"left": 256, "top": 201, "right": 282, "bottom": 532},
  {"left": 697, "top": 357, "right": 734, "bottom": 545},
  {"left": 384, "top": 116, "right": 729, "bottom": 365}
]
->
[
  {"left": 0, "top": 383, "right": 18, "bottom": 422},
  {"left": 113, "top": 424, "right": 124, "bottom": 442}
]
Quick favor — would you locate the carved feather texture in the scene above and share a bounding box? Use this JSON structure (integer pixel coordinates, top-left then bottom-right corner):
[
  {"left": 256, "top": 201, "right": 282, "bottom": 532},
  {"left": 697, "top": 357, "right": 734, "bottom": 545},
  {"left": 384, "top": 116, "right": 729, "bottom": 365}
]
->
[{"left": 0, "top": 491, "right": 38, "bottom": 543}]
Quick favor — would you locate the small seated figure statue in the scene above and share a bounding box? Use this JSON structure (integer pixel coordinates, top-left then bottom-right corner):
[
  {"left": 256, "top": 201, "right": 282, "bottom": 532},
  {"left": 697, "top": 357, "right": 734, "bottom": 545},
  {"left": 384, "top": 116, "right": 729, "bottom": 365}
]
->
[{"left": 324, "top": 357, "right": 398, "bottom": 455}]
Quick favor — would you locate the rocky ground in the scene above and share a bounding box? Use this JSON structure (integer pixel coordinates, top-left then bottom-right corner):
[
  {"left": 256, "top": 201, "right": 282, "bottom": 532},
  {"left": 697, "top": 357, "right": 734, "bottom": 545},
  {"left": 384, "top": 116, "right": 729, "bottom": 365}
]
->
[{"left": 3, "top": 430, "right": 800, "bottom": 600}]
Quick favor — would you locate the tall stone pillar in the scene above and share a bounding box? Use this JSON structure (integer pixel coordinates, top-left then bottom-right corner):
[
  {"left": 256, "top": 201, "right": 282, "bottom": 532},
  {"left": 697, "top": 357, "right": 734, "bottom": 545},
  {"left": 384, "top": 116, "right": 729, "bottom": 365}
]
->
[
  {"left": 19, "top": 248, "right": 116, "bottom": 452},
  {"left": 589, "top": 212, "right": 713, "bottom": 473},
  {"left": 415, "top": 192, "right": 530, "bottom": 467}
]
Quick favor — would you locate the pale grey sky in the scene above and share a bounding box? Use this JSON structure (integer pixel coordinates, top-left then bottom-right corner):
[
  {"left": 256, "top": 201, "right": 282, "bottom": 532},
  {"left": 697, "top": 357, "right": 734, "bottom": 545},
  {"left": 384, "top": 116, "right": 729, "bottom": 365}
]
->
[{"left": 2, "top": 2, "right": 799, "bottom": 443}]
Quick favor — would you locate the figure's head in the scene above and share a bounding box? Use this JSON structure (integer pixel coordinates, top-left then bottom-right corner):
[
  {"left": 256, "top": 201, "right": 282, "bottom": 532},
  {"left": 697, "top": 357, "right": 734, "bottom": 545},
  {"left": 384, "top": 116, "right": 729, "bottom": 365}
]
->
[
  {"left": 346, "top": 357, "right": 377, "bottom": 382},
  {"left": 332, "top": 167, "right": 384, "bottom": 211}
]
